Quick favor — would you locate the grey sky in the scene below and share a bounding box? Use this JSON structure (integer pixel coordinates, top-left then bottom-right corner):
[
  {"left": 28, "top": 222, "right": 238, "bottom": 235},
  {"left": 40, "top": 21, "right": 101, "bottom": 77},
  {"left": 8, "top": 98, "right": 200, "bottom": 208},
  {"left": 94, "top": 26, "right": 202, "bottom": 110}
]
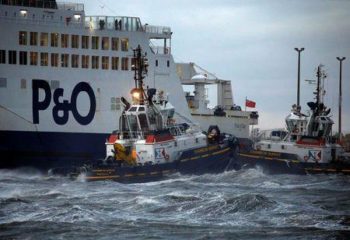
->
[{"left": 79, "top": 0, "right": 350, "bottom": 132}]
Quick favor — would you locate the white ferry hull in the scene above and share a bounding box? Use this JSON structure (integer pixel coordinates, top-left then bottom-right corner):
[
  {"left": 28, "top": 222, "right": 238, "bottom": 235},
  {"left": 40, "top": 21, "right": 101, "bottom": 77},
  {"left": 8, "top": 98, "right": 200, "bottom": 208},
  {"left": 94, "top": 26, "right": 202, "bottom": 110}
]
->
[{"left": 0, "top": 2, "right": 191, "bottom": 169}]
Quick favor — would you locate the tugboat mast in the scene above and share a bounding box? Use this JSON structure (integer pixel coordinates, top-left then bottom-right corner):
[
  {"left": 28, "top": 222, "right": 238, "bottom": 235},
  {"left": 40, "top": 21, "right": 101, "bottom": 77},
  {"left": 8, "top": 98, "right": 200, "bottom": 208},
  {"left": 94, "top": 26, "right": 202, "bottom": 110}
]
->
[{"left": 131, "top": 45, "right": 149, "bottom": 105}]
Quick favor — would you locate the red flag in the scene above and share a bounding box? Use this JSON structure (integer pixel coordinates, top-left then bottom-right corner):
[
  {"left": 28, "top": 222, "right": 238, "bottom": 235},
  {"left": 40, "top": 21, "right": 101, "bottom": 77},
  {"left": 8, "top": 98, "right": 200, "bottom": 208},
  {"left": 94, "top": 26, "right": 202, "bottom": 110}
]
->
[{"left": 245, "top": 99, "right": 256, "bottom": 108}]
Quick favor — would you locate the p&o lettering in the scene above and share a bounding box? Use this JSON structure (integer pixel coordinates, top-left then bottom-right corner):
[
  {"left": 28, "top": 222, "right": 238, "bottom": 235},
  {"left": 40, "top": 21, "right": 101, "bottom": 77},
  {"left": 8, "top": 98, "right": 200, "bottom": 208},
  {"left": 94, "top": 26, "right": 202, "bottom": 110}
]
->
[{"left": 32, "top": 79, "right": 96, "bottom": 125}]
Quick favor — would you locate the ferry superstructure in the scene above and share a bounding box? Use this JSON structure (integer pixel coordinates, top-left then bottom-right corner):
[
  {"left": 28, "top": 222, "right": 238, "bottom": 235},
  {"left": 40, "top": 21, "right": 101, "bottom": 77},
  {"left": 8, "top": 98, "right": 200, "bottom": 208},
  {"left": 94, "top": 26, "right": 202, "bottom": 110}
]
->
[
  {"left": 177, "top": 62, "right": 258, "bottom": 140},
  {"left": 0, "top": 0, "right": 190, "bottom": 169}
]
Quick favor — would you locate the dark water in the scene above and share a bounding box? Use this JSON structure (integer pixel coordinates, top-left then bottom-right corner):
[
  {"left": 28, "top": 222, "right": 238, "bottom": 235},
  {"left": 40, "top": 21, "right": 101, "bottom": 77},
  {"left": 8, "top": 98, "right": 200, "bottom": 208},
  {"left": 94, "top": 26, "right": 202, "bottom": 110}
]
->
[{"left": 1, "top": 168, "right": 350, "bottom": 240}]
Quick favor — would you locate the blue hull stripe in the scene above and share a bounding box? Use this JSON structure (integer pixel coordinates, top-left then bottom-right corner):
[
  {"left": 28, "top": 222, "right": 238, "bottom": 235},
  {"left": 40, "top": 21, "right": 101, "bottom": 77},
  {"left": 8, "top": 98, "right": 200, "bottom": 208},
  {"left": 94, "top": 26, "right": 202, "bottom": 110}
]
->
[{"left": 0, "top": 130, "right": 109, "bottom": 169}]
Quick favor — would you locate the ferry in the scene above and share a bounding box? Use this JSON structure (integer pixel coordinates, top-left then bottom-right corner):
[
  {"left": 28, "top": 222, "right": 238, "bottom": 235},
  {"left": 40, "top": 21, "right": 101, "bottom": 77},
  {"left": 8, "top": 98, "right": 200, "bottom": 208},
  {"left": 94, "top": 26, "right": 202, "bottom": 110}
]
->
[
  {"left": 0, "top": 0, "right": 193, "bottom": 170},
  {"left": 0, "top": 0, "right": 255, "bottom": 171},
  {"left": 68, "top": 46, "right": 239, "bottom": 183},
  {"left": 236, "top": 65, "right": 350, "bottom": 174}
]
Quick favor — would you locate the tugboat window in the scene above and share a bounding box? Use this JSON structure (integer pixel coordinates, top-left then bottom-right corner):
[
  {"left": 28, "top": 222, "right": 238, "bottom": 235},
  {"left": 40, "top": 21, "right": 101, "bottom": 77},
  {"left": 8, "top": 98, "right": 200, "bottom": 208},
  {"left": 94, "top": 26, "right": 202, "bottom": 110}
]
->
[
  {"left": 148, "top": 108, "right": 156, "bottom": 125},
  {"left": 128, "top": 115, "right": 138, "bottom": 132},
  {"left": 138, "top": 114, "right": 149, "bottom": 131}
]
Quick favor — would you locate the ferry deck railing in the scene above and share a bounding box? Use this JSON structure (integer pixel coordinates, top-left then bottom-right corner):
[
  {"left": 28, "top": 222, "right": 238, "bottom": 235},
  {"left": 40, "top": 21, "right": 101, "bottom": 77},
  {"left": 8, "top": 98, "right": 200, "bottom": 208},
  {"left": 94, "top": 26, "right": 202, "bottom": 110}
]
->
[
  {"left": 0, "top": 2, "right": 172, "bottom": 35},
  {"left": 85, "top": 16, "right": 143, "bottom": 32}
]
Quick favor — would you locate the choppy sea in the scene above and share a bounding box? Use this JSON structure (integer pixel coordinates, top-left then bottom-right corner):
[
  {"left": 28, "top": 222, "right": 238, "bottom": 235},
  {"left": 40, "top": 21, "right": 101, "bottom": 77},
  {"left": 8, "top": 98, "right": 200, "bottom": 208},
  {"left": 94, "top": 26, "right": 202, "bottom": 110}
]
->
[{"left": 0, "top": 167, "right": 350, "bottom": 240}]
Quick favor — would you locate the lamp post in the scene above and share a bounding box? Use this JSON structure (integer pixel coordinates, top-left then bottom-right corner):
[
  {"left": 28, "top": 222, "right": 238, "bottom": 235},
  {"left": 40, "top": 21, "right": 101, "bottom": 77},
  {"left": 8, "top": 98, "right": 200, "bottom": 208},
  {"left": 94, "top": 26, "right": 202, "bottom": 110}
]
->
[
  {"left": 336, "top": 57, "right": 346, "bottom": 141},
  {"left": 295, "top": 48, "right": 304, "bottom": 107}
]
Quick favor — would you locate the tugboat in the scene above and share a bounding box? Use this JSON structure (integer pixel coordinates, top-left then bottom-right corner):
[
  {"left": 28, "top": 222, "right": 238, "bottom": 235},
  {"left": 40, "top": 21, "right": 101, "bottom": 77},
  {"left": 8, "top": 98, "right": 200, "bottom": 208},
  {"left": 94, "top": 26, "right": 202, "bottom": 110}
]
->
[
  {"left": 237, "top": 65, "right": 350, "bottom": 174},
  {"left": 70, "top": 46, "right": 239, "bottom": 182}
]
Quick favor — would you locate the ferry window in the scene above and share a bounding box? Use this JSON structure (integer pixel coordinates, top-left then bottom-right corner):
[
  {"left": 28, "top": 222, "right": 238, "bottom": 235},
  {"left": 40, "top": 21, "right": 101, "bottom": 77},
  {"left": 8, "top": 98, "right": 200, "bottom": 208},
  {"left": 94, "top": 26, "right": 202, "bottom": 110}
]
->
[
  {"left": 21, "top": 79, "right": 26, "bottom": 89},
  {"left": 92, "top": 36, "right": 99, "bottom": 49},
  {"left": 61, "top": 34, "right": 69, "bottom": 48},
  {"left": 0, "top": 50, "right": 5, "bottom": 64},
  {"left": 82, "top": 36, "right": 89, "bottom": 49},
  {"left": 71, "top": 54, "right": 79, "bottom": 68},
  {"left": 92, "top": 56, "right": 99, "bottom": 69},
  {"left": 19, "top": 51, "right": 27, "bottom": 65},
  {"left": 102, "top": 56, "right": 109, "bottom": 70},
  {"left": 115, "top": 98, "right": 121, "bottom": 110},
  {"left": 121, "top": 57, "right": 128, "bottom": 70},
  {"left": 51, "top": 33, "right": 59, "bottom": 47},
  {"left": 121, "top": 38, "right": 129, "bottom": 51},
  {"left": 82, "top": 55, "right": 89, "bottom": 68},
  {"left": 30, "top": 32, "right": 38, "bottom": 46},
  {"left": 30, "top": 52, "right": 38, "bottom": 65},
  {"left": 19, "top": 31, "right": 27, "bottom": 45},
  {"left": 111, "top": 57, "right": 119, "bottom": 70},
  {"left": 51, "top": 53, "right": 58, "bottom": 67},
  {"left": 167, "top": 60, "right": 170, "bottom": 67},
  {"left": 40, "top": 32, "right": 48, "bottom": 46},
  {"left": 71, "top": 35, "right": 79, "bottom": 48},
  {"left": 102, "top": 37, "right": 109, "bottom": 50},
  {"left": 9, "top": 50, "right": 16, "bottom": 64},
  {"left": 0, "top": 78, "right": 7, "bottom": 88},
  {"left": 61, "top": 54, "right": 69, "bottom": 67},
  {"left": 111, "top": 37, "right": 118, "bottom": 51},
  {"left": 40, "top": 52, "right": 48, "bottom": 66}
]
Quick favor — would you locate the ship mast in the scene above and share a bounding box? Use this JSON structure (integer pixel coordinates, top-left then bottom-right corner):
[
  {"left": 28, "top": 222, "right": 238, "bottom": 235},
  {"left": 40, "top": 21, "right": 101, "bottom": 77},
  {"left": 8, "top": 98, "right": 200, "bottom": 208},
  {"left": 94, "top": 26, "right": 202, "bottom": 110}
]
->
[
  {"left": 314, "top": 64, "right": 327, "bottom": 115},
  {"left": 131, "top": 45, "right": 149, "bottom": 105}
]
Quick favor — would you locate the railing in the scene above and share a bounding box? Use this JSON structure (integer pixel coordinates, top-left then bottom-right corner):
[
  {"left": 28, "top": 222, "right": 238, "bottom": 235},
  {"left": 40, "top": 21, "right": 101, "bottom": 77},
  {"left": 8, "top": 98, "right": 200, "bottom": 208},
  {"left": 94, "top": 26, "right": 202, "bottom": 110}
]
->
[
  {"left": 145, "top": 25, "right": 171, "bottom": 35},
  {"left": 0, "top": 0, "right": 84, "bottom": 11},
  {"left": 85, "top": 16, "right": 144, "bottom": 32},
  {"left": 150, "top": 46, "right": 171, "bottom": 55}
]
